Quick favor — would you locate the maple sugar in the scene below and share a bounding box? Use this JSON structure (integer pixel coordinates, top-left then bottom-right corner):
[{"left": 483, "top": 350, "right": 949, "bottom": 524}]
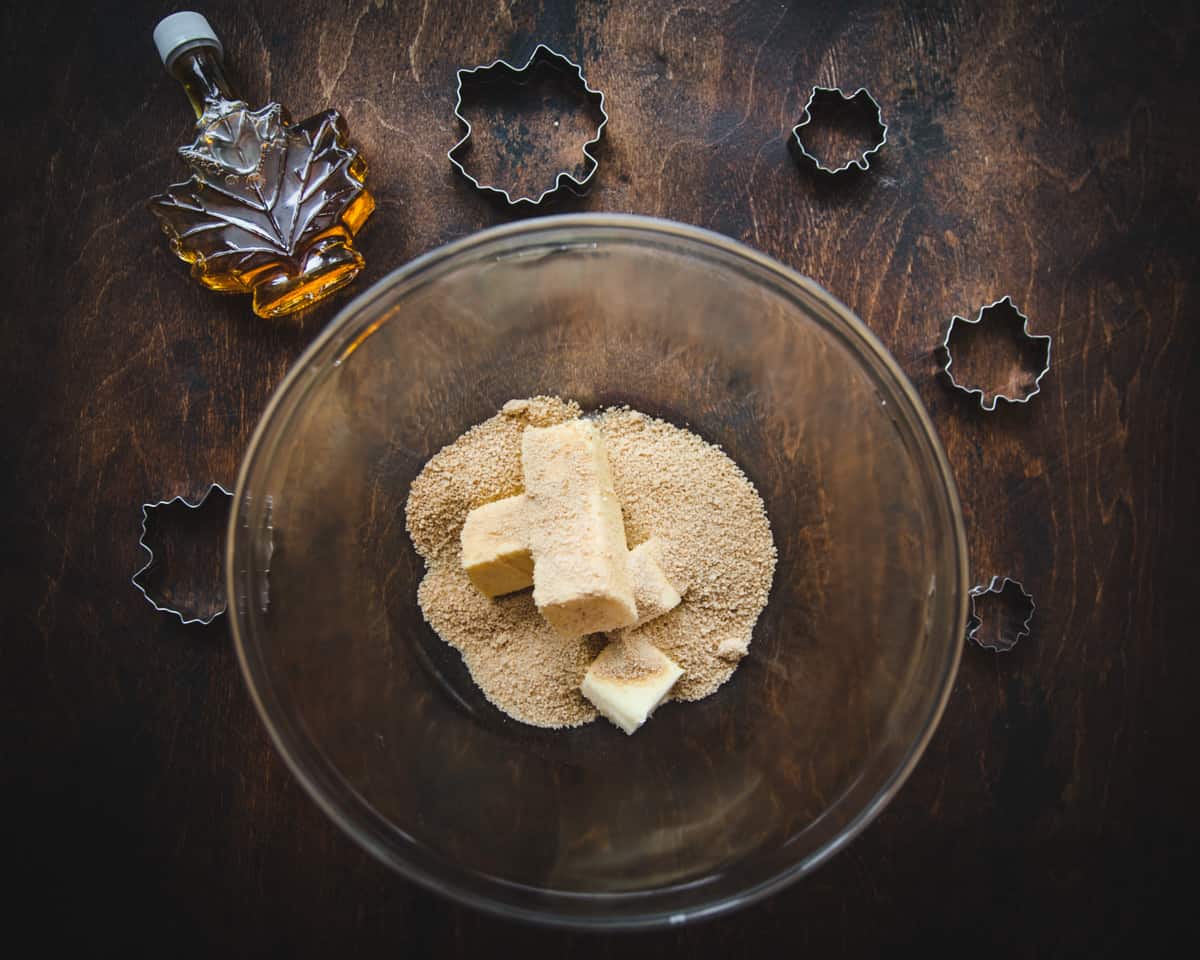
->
[{"left": 405, "top": 398, "right": 777, "bottom": 728}]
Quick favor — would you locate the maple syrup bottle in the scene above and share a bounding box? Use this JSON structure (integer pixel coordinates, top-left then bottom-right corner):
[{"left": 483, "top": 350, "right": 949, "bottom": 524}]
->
[{"left": 148, "top": 12, "right": 374, "bottom": 318}]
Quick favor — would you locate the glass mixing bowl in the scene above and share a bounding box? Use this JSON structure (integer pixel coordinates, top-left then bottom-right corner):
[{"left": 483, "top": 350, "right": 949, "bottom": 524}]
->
[{"left": 228, "top": 214, "right": 968, "bottom": 928}]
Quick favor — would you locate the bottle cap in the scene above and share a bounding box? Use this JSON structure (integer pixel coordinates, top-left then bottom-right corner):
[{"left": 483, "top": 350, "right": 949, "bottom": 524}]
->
[{"left": 153, "top": 11, "right": 223, "bottom": 68}]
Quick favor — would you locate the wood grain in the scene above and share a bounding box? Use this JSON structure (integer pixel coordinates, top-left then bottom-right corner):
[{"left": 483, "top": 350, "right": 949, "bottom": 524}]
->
[{"left": 2, "top": 0, "right": 1197, "bottom": 954}]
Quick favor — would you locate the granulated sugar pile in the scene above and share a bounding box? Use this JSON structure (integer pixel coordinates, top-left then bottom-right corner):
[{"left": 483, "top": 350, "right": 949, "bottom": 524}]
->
[{"left": 405, "top": 397, "right": 776, "bottom": 728}]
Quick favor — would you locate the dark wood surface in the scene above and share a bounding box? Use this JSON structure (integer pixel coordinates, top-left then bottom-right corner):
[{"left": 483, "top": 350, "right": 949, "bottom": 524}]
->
[{"left": 3, "top": 0, "right": 1197, "bottom": 954}]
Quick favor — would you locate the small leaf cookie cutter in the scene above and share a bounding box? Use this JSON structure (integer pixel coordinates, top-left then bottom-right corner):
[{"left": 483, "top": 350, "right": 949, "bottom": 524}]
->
[
  {"left": 941, "top": 296, "right": 1053, "bottom": 410},
  {"left": 132, "top": 483, "right": 232, "bottom": 625},
  {"left": 448, "top": 44, "right": 609, "bottom": 206},
  {"left": 791, "top": 86, "right": 888, "bottom": 174},
  {"left": 967, "top": 576, "right": 1035, "bottom": 652}
]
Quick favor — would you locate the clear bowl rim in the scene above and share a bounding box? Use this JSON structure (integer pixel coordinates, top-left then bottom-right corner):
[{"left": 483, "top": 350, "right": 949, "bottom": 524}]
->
[{"left": 227, "top": 212, "right": 968, "bottom": 930}]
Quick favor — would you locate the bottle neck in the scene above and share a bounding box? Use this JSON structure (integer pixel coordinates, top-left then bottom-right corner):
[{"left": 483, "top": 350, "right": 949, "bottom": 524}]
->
[{"left": 169, "top": 46, "right": 238, "bottom": 120}]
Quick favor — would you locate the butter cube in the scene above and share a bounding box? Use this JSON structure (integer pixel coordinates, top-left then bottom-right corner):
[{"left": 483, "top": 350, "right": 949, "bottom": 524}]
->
[
  {"left": 627, "top": 537, "right": 682, "bottom": 627},
  {"left": 522, "top": 420, "right": 637, "bottom": 635},
  {"left": 581, "top": 635, "right": 684, "bottom": 734},
  {"left": 460, "top": 495, "right": 533, "bottom": 598}
]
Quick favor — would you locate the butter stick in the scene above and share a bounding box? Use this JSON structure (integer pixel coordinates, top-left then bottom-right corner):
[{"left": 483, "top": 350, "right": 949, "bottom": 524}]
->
[
  {"left": 581, "top": 634, "right": 684, "bottom": 734},
  {"left": 460, "top": 495, "right": 533, "bottom": 598},
  {"left": 626, "top": 536, "right": 682, "bottom": 628},
  {"left": 521, "top": 420, "right": 637, "bottom": 635}
]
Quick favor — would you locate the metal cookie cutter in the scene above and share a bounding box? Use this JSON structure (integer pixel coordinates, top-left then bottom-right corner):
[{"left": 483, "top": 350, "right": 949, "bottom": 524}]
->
[
  {"left": 941, "top": 296, "right": 1052, "bottom": 410},
  {"left": 791, "top": 86, "right": 888, "bottom": 174},
  {"left": 967, "top": 576, "right": 1035, "bottom": 652},
  {"left": 132, "top": 483, "right": 232, "bottom": 625},
  {"left": 448, "top": 44, "right": 609, "bottom": 206}
]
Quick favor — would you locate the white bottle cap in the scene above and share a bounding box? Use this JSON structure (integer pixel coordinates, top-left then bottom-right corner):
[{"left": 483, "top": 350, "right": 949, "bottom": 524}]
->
[{"left": 153, "top": 11, "right": 223, "bottom": 68}]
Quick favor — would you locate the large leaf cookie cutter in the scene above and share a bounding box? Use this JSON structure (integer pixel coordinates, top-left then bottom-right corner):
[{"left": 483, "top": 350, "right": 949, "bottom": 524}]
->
[
  {"left": 941, "top": 296, "right": 1053, "bottom": 410},
  {"left": 791, "top": 86, "right": 888, "bottom": 174},
  {"left": 447, "top": 44, "right": 609, "bottom": 206},
  {"left": 132, "top": 483, "right": 232, "bottom": 625}
]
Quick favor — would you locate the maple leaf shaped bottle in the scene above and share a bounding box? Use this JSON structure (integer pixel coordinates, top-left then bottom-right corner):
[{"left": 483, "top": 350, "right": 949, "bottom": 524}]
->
[{"left": 148, "top": 12, "right": 374, "bottom": 318}]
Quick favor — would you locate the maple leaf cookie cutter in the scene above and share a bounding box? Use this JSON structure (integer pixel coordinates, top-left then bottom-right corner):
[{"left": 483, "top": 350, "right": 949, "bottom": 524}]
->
[
  {"left": 132, "top": 483, "right": 232, "bottom": 625},
  {"left": 940, "top": 296, "right": 1053, "bottom": 410},
  {"left": 447, "top": 44, "right": 609, "bottom": 206},
  {"left": 967, "top": 576, "right": 1036, "bottom": 652},
  {"left": 791, "top": 86, "right": 888, "bottom": 174}
]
